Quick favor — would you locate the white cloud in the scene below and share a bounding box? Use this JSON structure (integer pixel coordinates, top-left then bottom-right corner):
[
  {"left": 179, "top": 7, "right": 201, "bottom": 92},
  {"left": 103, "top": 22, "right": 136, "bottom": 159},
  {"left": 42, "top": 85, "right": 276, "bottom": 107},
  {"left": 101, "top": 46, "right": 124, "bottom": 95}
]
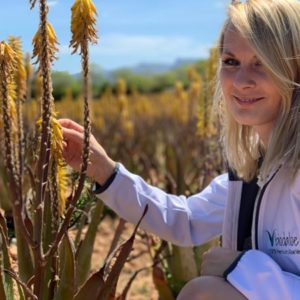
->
[
  {"left": 57, "top": 34, "right": 213, "bottom": 70},
  {"left": 92, "top": 34, "right": 210, "bottom": 58}
]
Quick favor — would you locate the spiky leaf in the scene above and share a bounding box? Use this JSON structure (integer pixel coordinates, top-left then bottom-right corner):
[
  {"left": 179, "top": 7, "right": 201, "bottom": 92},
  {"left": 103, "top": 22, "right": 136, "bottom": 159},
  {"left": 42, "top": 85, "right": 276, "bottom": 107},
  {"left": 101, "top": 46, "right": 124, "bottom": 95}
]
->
[
  {"left": 0, "top": 213, "right": 14, "bottom": 299},
  {"left": 75, "top": 199, "right": 104, "bottom": 286},
  {"left": 73, "top": 269, "right": 104, "bottom": 300},
  {"left": 97, "top": 205, "right": 148, "bottom": 300},
  {"left": 53, "top": 234, "right": 75, "bottom": 300},
  {"left": 152, "top": 265, "right": 175, "bottom": 300}
]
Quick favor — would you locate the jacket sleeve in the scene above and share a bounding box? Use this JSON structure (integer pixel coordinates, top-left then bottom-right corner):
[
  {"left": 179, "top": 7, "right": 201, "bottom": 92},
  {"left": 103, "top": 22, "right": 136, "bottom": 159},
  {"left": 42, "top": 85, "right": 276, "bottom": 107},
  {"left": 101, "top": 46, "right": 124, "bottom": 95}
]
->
[
  {"left": 224, "top": 249, "right": 300, "bottom": 300},
  {"left": 96, "top": 163, "right": 228, "bottom": 247}
]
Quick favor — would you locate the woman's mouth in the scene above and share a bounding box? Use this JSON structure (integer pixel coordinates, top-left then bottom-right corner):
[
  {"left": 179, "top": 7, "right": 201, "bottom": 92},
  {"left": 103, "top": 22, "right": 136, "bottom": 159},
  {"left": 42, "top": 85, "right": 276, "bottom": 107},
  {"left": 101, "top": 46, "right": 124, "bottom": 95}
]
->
[{"left": 234, "top": 95, "right": 264, "bottom": 104}]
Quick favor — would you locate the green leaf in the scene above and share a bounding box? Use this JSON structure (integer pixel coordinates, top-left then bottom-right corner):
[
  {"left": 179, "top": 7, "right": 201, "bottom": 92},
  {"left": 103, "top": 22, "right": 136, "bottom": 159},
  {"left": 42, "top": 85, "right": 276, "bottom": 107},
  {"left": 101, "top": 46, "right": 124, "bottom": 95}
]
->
[
  {"left": 171, "top": 245, "right": 198, "bottom": 282},
  {"left": 16, "top": 283, "right": 26, "bottom": 300},
  {"left": 53, "top": 234, "right": 75, "bottom": 300},
  {"left": 40, "top": 193, "right": 58, "bottom": 300},
  {"left": 14, "top": 219, "right": 34, "bottom": 282},
  {"left": 0, "top": 268, "right": 6, "bottom": 300},
  {"left": 0, "top": 214, "right": 14, "bottom": 299},
  {"left": 75, "top": 200, "right": 104, "bottom": 286}
]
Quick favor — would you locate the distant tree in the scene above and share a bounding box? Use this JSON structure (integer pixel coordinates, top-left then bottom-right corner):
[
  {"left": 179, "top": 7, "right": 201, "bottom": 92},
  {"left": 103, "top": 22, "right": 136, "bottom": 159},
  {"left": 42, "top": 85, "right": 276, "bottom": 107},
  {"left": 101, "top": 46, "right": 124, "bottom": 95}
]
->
[{"left": 52, "top": 71, "right": 79, "bottom": 100}]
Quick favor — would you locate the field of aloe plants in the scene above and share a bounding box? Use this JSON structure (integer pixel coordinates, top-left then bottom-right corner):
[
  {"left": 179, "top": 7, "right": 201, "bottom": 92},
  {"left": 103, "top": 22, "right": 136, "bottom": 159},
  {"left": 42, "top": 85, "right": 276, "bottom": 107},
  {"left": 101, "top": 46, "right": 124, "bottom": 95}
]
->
[{"left": 0, "top": 0, "right": 223, "bottom": 299}]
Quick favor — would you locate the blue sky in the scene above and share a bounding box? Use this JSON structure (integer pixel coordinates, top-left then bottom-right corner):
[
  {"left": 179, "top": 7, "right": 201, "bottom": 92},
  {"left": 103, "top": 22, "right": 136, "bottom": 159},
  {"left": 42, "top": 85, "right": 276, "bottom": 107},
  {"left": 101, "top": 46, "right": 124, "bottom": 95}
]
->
[{"left": 0, "top": 0, "right": 229, "bottom": 73}]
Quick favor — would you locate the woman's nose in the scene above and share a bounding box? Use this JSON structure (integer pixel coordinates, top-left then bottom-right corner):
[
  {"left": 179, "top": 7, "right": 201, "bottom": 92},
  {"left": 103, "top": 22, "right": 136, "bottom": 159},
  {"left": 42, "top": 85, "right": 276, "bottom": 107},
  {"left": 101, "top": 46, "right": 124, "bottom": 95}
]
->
[{"left": 233, "top": 67, "right": 256, "bottom": 90}]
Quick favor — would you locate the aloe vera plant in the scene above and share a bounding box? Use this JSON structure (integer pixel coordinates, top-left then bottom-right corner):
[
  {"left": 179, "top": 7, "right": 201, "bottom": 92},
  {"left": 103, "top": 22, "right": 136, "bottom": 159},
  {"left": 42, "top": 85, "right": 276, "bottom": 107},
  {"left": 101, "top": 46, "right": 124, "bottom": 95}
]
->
[{"left": 0, "top": 0, "right": 149, "bottom": 299}]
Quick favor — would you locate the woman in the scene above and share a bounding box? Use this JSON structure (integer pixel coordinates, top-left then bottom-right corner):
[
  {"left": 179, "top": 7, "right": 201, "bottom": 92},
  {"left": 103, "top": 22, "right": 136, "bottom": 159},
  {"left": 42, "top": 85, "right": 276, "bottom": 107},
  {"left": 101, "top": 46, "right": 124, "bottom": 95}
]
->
[{"left": 59, "top": 0, "right": 300, "bottom": 298}]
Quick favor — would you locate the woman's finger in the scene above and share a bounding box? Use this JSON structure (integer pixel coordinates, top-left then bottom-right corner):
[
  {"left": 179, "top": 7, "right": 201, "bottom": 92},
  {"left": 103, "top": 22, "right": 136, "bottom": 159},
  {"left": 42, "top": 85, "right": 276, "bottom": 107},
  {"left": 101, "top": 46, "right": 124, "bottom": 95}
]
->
[
  {"left": 61, "top": 127, "right": 84, "bottom": 145},
  {"left": 59, "top": 118, "right": 84, "bottom": 133}
]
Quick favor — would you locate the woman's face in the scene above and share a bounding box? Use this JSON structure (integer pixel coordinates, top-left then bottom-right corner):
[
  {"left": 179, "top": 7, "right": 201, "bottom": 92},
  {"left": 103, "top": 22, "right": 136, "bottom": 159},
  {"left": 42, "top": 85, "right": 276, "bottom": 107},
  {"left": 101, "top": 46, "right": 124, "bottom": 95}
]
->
[{"left": 220, "top": 24, "right": 282, "bottom": 145}]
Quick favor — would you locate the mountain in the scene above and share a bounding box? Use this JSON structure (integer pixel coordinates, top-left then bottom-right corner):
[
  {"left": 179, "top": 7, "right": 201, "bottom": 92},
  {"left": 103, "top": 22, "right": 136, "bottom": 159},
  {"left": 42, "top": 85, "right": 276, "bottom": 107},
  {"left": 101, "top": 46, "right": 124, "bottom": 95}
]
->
[
  {"left": 128, "top": 58, "right": 198, "bottom": 75},
  {"left": 71, "top": 58, "right": 198, "bottom": 81}
]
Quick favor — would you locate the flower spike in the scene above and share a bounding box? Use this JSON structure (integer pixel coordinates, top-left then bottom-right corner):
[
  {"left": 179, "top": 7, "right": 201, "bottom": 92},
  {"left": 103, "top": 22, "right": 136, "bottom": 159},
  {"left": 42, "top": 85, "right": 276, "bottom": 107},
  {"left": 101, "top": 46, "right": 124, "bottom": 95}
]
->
[
  {"left": 70, "top": 0, "right": 98, "bottom": 54},
  {"left": 0, "top": 42, "right": 16, "bottom": 79},
  {"left": 32, "top": 22, "right": 59, "bottom": 66}
]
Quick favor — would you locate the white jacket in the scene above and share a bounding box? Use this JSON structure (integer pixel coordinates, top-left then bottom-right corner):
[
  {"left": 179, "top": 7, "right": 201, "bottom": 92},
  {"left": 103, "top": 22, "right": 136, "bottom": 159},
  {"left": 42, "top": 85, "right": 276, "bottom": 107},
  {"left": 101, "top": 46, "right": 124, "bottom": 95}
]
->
[{"left": 97, "top": 163, "right": 300, "bottom": 299}]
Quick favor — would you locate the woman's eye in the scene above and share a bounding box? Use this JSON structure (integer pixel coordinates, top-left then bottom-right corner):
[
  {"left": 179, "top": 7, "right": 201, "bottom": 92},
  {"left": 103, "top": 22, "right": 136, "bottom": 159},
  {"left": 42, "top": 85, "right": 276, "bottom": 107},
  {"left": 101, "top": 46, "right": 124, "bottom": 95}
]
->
[{"left": 222, "top": 58, "right": 239, "bottom": 66}]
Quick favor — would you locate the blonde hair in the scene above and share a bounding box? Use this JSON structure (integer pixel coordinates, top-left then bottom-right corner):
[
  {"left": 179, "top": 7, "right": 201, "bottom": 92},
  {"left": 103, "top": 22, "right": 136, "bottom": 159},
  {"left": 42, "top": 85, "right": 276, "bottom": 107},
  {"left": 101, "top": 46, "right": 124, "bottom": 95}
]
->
[{"left": 215, "top": 0, "right": 300, "bottom": 181}]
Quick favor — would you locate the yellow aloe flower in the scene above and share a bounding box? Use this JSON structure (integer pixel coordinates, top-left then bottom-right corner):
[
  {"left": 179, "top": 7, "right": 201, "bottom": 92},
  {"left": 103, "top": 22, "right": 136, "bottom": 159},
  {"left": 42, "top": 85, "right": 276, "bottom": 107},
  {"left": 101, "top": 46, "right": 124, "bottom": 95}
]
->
[
  {"left": 8, "top": 36, "right": 27, "bottom": 101},
  {"left": 175, "top": 81, "right": 188, "bottom": 101},
  {"left": 51, "top": 116, "right": 64, "bottom": 163},
  {"left": 0, "top": 41, "right": 16, "bottom": 78},
  {"left": 187, "top": 67, "right": 201, "bottom": 83},
  {"left": 36, "top": 114, "right": 64, "bottom": 164},
  {"left": 0, "top": 41, "right": 17, "bottom": 130},
  {"left": 57, "top": 164, "right": 70, "bottom": 216},
  {"left": 32, "top": 22, "right": 59, "bottom": 65},
  {"left": 24, "top": 53, "right": 33, "bottom": 84},
  {"left": 7, "top": 80, "right": 16, "bottom": 104},
  {"left": 70, "top": 0, "right": 98, "bottom": 53},
  {"left": 9, "top": 99, "right": 18, "bottom": 141},
  {"left": 116, "top": 78, "right": 127, "bottom": 97}
]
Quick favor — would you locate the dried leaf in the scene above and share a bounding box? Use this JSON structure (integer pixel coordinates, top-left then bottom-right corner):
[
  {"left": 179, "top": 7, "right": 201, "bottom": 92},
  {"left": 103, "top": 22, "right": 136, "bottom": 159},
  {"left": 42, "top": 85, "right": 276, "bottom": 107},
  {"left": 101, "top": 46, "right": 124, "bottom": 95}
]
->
[
  {"left": 73, "top": 269, "right": 105, "bottom": 300},
  {"left": 152, "top": 265, "right": 175, "bottom": 300}
]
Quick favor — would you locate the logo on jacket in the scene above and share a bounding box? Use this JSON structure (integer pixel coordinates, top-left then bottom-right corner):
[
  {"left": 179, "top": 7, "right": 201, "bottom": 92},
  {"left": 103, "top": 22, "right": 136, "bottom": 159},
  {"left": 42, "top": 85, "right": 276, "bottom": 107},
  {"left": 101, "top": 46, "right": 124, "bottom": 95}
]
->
[{"left": 266, "top": 230, "right": 300, "bottom": 254}]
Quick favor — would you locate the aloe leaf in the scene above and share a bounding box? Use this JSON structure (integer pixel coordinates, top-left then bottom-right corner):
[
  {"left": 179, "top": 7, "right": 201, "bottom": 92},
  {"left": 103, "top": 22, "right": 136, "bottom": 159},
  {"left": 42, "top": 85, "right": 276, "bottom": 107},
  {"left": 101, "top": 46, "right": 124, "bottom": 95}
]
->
[
  {"left": 171, "top": 245, "right": 198, "bottom": 282},
  {"left": 73, "top": 269, "right": 104, "bottom": 300},
  {"left": 4, "top": 269, "right": 37, "bottom": 300},
  {"left": 75, "top": 200, "right": 104, "bottom": 286},
  {"left": 13, "top": 217, "right": 34, "bottom": 282},
  {"left": 152, "top": 265, "right": 175, "bottom": 300},
  {"left": 40, "top": 192, "right": 57, "bottom": 300},
  {"left": 53, "top": 233, "right": 75, "bottom": 300},
  {"left": 97, "top": 205, "right": 148, "bottom": 300},
  {"left": 0, "top": 214, "right": 14, "bottom": 299},
  {"left": 194, "top": 238, "right": 220, "bottom": 274},
  {"left": 47, "top": 255, "right": 59, "bottom": 300},
  {"left": 17, "top": 284, "right": 26, "bottom": 300},
  {"left": 0, "top": 267, "right": 6, "bottom": 300},
  {"left": 0, "top": 169, "right": 33, "bottom": 283}
]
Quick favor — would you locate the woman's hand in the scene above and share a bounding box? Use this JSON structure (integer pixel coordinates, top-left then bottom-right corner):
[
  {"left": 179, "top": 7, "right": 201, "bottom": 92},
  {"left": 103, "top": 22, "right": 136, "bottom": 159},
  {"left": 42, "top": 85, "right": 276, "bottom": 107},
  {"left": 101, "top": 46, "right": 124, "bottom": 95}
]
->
[
  {"left": 59, "top": 118, "right": 116, "bottom": 185},
  {"left": 201, "top": 247, "right": 241, "bottom": 277}
]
